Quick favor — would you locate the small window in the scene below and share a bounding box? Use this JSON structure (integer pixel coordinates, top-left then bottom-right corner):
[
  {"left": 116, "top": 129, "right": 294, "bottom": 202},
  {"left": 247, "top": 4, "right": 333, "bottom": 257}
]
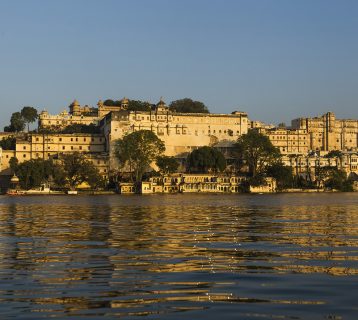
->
[
  {"left": 59, "top": 138, "right": 62, "bottom": 142},
  {"left": 62, "top": 146, "right": 65, "bottom": 150}
]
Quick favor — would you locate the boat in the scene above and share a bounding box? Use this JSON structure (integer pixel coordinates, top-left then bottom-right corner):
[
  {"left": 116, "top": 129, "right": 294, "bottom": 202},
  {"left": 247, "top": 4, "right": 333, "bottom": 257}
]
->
[
  {"left": 25, "top": 184, "right": 52, "bottom": 195},
  {"left": 7, "top": 189, "right": 26, "bottom": 196},
  {"left": 67, "top": 190, "right": 78, "bottom": 195}
]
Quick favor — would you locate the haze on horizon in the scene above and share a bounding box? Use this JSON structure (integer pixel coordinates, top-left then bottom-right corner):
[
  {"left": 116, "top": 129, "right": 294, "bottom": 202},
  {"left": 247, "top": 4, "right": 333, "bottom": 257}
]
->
[{"left": 0, "top": 0, "right": 357, "bottom": 130}]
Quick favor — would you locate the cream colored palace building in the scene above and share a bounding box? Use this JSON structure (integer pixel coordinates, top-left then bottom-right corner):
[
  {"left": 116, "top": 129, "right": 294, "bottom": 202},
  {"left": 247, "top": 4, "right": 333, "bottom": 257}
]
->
[
  {"left": 1, "top": 98, "right": 357, "bottom": 182},
  {"left": 100, "top": 99, "right": 248, "bottom": 170}
]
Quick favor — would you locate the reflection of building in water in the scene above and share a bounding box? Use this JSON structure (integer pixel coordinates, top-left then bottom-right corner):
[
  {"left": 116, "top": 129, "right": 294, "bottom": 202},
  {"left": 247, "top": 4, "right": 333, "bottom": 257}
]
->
[{"left": 0, "top": 202, "right": 114, "bottom": 314}]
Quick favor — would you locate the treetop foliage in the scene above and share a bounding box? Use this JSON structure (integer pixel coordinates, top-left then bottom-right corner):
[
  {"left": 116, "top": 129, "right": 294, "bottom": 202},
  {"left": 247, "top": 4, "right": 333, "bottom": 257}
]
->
[
  {"left": 103, "top": 99, "right": 151, "bottom": 111},
  {"left": 169, "top": 98, "right": 209, "bottom": 113},
  {"left": 0, "top": 136, "right": 16, "bottom": 150},
  {"left": 10, "top": 153, "right": 104, "bottom": 190},
  {"left": 156, "top": 156, "right": 179, "bottom": 174},
  {"left": 115, "top": 130, "right": 165, "bottom": 182},
  {"left": 234, "top": 130, "right": 281, "bottom": 177},
  {"left": 187, "top": 146, "right": 226, "bottom": 173},
  {"left": 4, "top": 106, "right": 38, "bottom": 132}
]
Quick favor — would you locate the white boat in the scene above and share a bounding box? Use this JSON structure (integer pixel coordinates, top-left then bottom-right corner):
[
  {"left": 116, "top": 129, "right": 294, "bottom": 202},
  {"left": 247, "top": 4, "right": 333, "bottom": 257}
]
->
[
  {"left": 25, "top": 184, "right": 52, "bottom": 195},
  {"left": 24, "top": 184, "right": 62, "bottom": 195},
  {"left": 67, "top": 190, "right": 78, "bottom": 195}
]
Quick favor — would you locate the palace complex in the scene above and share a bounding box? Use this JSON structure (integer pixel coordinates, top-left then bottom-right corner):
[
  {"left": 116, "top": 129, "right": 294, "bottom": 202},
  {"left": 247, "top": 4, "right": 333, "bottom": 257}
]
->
[{"left": 1, "top": 97, "right": 358, "bottom": 191}]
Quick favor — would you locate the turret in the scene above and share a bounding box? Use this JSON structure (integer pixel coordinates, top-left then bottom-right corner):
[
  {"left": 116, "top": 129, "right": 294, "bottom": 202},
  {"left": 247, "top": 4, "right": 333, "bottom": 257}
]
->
[{"left": 69, "top": 99, "right": 81, "bottom": 115}]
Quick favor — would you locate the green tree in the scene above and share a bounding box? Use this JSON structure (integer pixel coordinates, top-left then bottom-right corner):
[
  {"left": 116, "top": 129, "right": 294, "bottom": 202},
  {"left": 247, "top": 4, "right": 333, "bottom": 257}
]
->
[
  {"left": 115, "top": 130, "right": 165, "bottom": 182},
  {"left": 187, "top": 146, "right": 226, "bottom": 173},
  {"left": 60, "top": 152, "right": 102, "bottom": 189},
  {"left": 7, "top": 112, "right": 26, "bottom": 132},
  {"left": 103, "top": 99, "right": 119, "bottom": 106},
  {"left": 62, "top": 123, "right": 100, "bottom": 134},
  {"left": 324, "top": 168, "right": 353, "bottom": 191},
  {"left": 169, "top": 98, "right": 209, "bottom": 113},
  {"left": 14, "top": 159, "right": 54, "bottom": 189},
  {"left": 21, "top": 106, "right": 38, "bottom": 132},
  {"left": 0, "top": 137, "right": 16, "bottom": 150},
  {"left": 266, "top": 162, "right": 294, "bottom": 190},
  {"left": 127, "top": 100, "right": 151, "bottom": 112},
  {"left": 234, "top": 130, "right": 281, "bottom": 177},
  {"left": 156, "top": 156, "right": 179, "bottom": 174},
  {"left": 9, "top": 157, "right": 19, "bottom": 175},
  {"left": 325, "top": 150, "right": 343, "bottom": 158}
]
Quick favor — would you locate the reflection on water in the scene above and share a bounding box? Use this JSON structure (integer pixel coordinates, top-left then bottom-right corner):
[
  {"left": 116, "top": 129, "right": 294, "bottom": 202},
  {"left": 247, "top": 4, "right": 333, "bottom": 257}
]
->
[{"left": 0, "top": 193, "right": 357, "bottom": 319}]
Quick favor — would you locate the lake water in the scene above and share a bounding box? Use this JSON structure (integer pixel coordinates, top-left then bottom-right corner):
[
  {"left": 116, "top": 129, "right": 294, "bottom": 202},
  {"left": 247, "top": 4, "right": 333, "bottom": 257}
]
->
[{"left": 0, "top": 193, "right": 357, "bottom": 319}]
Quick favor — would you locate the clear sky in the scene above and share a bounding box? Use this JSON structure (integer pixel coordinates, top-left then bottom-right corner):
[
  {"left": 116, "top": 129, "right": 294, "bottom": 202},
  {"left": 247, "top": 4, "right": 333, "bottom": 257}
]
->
[{"left": 0, "top": 0, "right": 357, "bottom": 129}]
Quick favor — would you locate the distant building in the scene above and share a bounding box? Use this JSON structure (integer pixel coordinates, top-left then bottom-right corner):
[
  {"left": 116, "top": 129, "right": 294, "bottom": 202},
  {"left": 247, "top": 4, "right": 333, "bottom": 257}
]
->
[
  {"left": 257, "top": 127, "right": 309, "bottom": 155},
  {"left": 12, "top": 133, "right": 109, "bottom": 180},
  {"left": 38, "top": 98, "right": 130, "bottom": 129},
  {"left": 291, "top": 112, "right": 358, "bottom": 152}
]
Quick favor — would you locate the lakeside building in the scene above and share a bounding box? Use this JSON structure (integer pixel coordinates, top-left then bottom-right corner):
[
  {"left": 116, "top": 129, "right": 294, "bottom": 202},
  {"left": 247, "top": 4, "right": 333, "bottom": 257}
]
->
[
  {"left": 119, "top": 174, "right": 277, "bottom": 194},
  {"left": 0, "top": 133, "right": 109, "bottom": 180},
  {"left": 100, "top": 98, "right": 248, "bottom": 171},
  {"left": 257, "top": 127, "right": 309, "bottom": 155},
  {"left": 1, "top": 97, "right": 358, "bottom": 192},
  {"left": 291, "top": 112, "right": 358, "bottom": 152},
  {"left": 281, "top": 151, "right": 358, "bottom": 180}
]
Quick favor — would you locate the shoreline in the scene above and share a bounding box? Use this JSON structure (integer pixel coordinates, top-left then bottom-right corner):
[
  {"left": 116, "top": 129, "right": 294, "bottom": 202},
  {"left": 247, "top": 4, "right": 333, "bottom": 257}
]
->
[{"left": 1, "top": 189, "right": 354, "bottom": 196}]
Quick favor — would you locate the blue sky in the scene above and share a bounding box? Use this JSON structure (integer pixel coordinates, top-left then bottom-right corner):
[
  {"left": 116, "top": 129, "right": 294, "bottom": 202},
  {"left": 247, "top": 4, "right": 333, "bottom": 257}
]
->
[{"left": 0, "top": 0, "right": 357, "bottom": 129}]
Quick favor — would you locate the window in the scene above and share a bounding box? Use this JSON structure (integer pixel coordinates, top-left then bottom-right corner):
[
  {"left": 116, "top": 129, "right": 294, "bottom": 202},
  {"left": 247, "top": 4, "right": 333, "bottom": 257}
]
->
[
  {"left": 23, "top": 146, "right": 26, "bottom": 150},
  {"left": 76, "top": 138, "right": 78, "bottom": 142},
  {"left": 71, "top": 138, "right": 73, "bottom": 142},
  {"left": 23, "top": 154, "right": 26, "bottom": 158},
  {"left": 62, "top": 146, "right": 65, "bottom": 150},
  {"left": 71, "top": 146, "right": 74, "bottom": 150},
  {"left": 79, "top": 146, "right": 82, "bottom": 150},
  {"left": 59, "top": 138, "right": 62, "bottom": 142},
  {"left": 36, "top": 138, "right": 39, "bottom": 141}
]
